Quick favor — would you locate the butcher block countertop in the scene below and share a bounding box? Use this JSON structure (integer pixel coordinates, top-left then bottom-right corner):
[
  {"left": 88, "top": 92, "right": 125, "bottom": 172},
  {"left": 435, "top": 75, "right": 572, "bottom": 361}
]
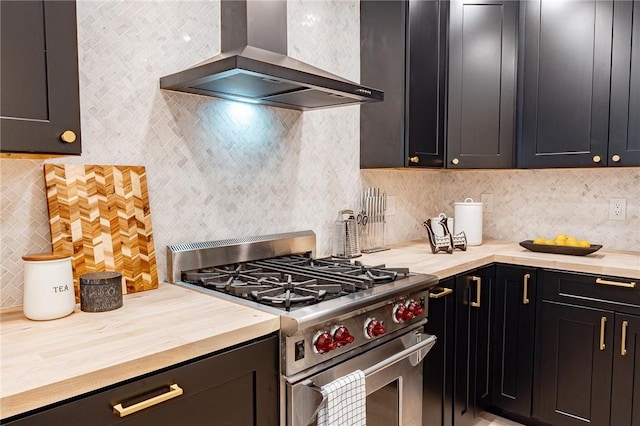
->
[
  {"left": 1, "top": 240, "right": 638, "bottom": 419},
  {"left": 0, "top": 283, "right": 280, "bottom": 419},
  {"left": 359, "top": 240, "right": 640, "bottom": 280}
]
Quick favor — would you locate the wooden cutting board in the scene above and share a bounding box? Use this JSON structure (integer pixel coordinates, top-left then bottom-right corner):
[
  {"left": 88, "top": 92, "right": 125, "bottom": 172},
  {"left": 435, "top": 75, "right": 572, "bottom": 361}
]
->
[{"left": 44, "top": 164, "right": 158, "bottom": 300}]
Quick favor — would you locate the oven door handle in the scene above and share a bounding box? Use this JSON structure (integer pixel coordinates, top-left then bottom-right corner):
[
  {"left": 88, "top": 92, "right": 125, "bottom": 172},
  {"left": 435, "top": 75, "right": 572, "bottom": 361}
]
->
[{"left": 301, "top": 333, "right": 437, "bottom": 425}]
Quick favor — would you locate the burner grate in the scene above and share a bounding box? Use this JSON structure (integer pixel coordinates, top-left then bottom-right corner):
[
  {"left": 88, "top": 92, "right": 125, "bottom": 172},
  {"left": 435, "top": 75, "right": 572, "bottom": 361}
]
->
[{"left": 181, "top": 255, "right": 408, "bottom": 311}]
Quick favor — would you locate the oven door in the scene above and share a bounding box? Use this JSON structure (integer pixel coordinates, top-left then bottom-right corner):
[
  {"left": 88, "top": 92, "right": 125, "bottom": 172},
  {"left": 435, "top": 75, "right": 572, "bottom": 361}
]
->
[{"left": 286, "top": 326, "right": 436, "bottom": 426}]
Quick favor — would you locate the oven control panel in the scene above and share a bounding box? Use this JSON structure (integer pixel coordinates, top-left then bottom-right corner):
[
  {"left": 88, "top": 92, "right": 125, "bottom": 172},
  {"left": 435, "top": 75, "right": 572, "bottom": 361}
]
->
[{"left": 284, "top": 289, "right": 429, "bottom": 376}]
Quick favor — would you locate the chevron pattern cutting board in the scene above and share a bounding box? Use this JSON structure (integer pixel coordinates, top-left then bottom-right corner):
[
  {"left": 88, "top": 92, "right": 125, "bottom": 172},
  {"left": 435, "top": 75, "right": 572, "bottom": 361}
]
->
[{"left": 44, "top": 164, "right": 158, "bottom": 300}]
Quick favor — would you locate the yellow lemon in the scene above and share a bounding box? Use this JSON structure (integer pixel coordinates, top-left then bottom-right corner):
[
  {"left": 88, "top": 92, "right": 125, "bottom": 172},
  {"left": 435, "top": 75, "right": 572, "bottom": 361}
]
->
[
  {"left": 554, "top": 234, "right": 568, "bottom": 241},
  {"left": 579, "top": 240, "right": 591, "bottom": 248},
  {"left": 566, "top": 237, "right": 580, "bottom": 247},
  {"left": 533, "top": 237, "right": 546, "bottom": 245},
  {"left": 545, "top": 239, "right": 555, "bottom": 245}
]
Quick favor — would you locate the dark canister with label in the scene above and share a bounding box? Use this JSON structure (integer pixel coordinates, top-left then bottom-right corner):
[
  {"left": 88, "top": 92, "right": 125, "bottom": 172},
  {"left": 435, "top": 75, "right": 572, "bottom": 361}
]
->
[{"left": 80, "top": 271, "right": 123, "bottom": 312}]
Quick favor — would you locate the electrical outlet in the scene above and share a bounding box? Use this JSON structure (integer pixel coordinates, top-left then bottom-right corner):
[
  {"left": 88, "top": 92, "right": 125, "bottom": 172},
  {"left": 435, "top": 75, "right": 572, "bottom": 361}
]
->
[
  {"left": 609, "top": 198, "right": 627, "bottom": 221},
  {"left": 481, "top": 194, "right": 493, "bottom": 213}
]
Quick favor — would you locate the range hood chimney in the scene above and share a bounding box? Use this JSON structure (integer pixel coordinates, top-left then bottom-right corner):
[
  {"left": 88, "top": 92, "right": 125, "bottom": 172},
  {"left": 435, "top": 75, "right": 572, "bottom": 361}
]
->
[{"left": 160, "top": 0, "right": 383, "bottom": 111}]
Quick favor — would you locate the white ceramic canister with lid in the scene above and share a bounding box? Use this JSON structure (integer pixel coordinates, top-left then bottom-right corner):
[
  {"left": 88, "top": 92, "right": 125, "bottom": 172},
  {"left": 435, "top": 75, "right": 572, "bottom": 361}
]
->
[
  {"left": 454, "top": 198, "right": 484, "bottom": 246},
  {"left": 22, "top": 252, "right": 76, "bottom": 320}
]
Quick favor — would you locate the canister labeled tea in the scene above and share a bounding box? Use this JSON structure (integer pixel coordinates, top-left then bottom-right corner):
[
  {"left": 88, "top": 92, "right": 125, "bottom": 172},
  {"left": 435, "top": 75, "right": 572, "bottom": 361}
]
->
[
  {"left": 22, "top": 252, "right": 76, "bottom": 320},
  {"left": 80, "top": 271, "right": 123, "bottom": 312}
]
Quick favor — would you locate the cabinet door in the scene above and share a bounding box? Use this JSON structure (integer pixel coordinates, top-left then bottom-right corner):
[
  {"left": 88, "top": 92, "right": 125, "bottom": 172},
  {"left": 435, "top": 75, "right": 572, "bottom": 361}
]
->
[
  {"left": 406, "top": 0, "right": 448, "bottom": 168},
  {"left": 611, "top": 313, "right": 640, "bottom": 426},
  {"left": 447, "top": 0, "right": 517, "bottom": 169},
  {"left": 0, "top": 0, "right": 81, "bottom": 156},
  {"left": 360, "top": 0, "right": 407, "bottom": 168},
  {"left": 536, "top": 302, "right": 613, "bottom": 426},
  {"left": 454, "top": 266, "right": 493, "bottom": 426},
  {"left": 423, "top": 279, "right": 455, "bottom": 426},
  {"left": 609, "top": 0, "right": 640, "bottom": 166},
  {"left": 5, "top": 335, "right": 279, "bottom": 425},
  {"left": 519, "top": 0, "right": 613, "bottom": 168},
  {"left": 492, "top": 266, "right": 536, "bottom": 418}
]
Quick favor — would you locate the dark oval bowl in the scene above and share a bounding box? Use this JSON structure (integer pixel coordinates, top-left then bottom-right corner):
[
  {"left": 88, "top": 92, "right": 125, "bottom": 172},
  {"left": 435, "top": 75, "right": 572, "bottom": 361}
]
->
[{"left": 519, "top": 240, "right": 603, "bottom": 256}]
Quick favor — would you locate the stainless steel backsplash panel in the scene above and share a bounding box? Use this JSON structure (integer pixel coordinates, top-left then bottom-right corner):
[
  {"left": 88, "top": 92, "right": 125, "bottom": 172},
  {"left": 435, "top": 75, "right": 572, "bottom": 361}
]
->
[{"left": 167, "top": 230, "right": 316, "bottom": 283}]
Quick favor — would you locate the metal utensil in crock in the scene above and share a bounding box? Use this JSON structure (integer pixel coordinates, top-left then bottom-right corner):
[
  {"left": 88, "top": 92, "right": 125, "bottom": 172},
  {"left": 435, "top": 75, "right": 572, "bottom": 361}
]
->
[{"left": 332, "top": 209, "right": 361, "bottom": 258}]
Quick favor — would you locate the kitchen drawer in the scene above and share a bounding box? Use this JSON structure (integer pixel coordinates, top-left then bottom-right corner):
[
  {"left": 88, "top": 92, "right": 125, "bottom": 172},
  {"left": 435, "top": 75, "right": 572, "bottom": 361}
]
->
[
  {"left": 4, "top": 334, "right": 278, "bottom": 425},
  {"left": 540, "top": 270, "right": 639, "bottom": 314}
]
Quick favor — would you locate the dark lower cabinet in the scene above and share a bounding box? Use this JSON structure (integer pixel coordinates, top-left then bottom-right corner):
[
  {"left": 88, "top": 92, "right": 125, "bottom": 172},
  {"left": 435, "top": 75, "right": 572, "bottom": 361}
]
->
[
  {"left": 1, "top": 0, "right": 81, "bottom": 156},
  {"left": 454, "top": 266, "right": 493, "bottom": 426},
  {"left": 534, "top": 270, "right": 640, "bottom": 426},
  {"left": 447, "top": 0, "right": 518, "bottom": 169},
  {"left": 423, "top": 279, "right": 456, "bottom": 426},
  {"left": 492, "top": 265, "right": 536, "bottom": 418},
  {"left": 3, "top": 334, "right": 279, "bottom": 425},
  {"left": 610, "top": 313, "right": 640, "bottom": 426},
  {"left": 536, "top": 301, "right": 614, "bottom": 426}
]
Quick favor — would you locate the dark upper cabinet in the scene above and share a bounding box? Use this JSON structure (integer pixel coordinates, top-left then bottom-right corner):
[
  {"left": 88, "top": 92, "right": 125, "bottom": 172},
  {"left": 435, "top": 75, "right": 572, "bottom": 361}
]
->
[
  {"left": 492, "top": 265, "right": 536, "bottom": 418},
  {"left": 0, "top": 0, "right": 81, "bottom": 157},
  {"left": 518, "top": 0, "right": 613, "bottom": 168},
  {"left": 4, "top": 334, "right": 279, "bottom": 425},
  {"left": 406, "top": 0, "right": 448, "bottom": 168},
  {"left": 360, "top": 0, "right": 447, "bottom": 169},
  {"left": 447, "top": 0, "right": 518, "bottom": 169},
  {"left": 360, "top": 0, "right": 407, "bottom": 168},
  {"left": 454, "top": 266, "right": 494, "bottom": 426},
  {"left": 609, "top": 0, "right": 640, "bottom": 166}
]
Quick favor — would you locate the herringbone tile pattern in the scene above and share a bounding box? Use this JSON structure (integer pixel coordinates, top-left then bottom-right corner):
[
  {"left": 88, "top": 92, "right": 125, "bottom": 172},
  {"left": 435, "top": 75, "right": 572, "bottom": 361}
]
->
[{"left": 1, "top": 0, "right": 638, "bottom": 309}]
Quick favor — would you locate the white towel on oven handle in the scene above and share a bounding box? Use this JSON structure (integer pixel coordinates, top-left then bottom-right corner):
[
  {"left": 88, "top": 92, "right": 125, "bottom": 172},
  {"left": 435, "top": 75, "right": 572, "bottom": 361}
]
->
[{"left": 316, "top": 369, "right": 366, "bottom": 426}]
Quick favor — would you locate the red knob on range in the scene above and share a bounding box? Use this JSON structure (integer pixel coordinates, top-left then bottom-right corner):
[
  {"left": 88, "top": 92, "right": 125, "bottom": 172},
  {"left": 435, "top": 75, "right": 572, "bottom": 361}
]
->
[
  {"left": 406, "top": 299, "right": 425, "bottom": 316},
  {"left": 332, "top": 326, "right": 355, "bottom": 346},
  {"left": 393, "top": 303, "right": 415, "bottom": 323},
  {"left": 364, "top": 318, "right": 387, "bottom": 339},
  {"left": 313, "top": 331, "right": 337, "bottom": 354}
]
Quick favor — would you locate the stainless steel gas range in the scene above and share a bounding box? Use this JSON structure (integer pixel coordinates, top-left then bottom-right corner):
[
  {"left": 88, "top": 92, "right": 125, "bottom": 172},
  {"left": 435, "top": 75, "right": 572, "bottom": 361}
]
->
[{"left": 167, "top": 230, "right": 438, "bottom": 426}]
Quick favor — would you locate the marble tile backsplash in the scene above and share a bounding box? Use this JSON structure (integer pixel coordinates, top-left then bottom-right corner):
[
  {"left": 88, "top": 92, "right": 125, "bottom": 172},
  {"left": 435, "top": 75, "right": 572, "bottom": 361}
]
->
[
  {"left": 363, "top": 168, "right": 640, "bottom": 251},
  {"left": 1, "top": 0, "right": 638, "bottom": 308}
]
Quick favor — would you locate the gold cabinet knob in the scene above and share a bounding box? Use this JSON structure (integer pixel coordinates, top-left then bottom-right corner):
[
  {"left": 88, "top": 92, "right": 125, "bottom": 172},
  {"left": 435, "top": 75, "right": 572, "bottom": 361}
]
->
[
  {"left": 593, "top": 155, "right": 601, "bottom": 163},
  {"left": 60, "top": 130, "right": 77, "bottom": 143},
  {"left": 451, "top": 158, "right": 460, "bottom": 165},
  {"left": 611, "top": 154, "right": 621, "bottom": 163},
  {"left": 409, "top": 156, "right": 420, "bottom": 164}
]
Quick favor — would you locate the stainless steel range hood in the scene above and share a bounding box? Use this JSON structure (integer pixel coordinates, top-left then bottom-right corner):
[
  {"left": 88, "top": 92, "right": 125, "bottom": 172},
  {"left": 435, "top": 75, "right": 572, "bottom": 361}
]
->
[{"left": 160, "top": 0, "right": 383, "bottom": 111}]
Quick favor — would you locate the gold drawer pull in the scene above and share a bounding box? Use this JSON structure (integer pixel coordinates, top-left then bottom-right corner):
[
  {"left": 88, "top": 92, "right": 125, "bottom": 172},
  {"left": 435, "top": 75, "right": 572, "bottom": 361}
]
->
[
  {"left": 596, "top": 278, "right": 636, "bottom": 288},
  {"left": 470, "top": 276, "right": 481, "bottom": 308},
  {"left": 621, "top": 320, "right": 629, "bottom": 356},
  {"left": 113, "top": 384, "right": 183, "bottom": 417},
  {"left": 600, "top": 316, "right": 607, "bottom": 351},
  {"left": 429, "top": 287, "right": 453, "bottom": 299},
  {"left": 523, "top": 274, "right": 531, "bottom": 305}
]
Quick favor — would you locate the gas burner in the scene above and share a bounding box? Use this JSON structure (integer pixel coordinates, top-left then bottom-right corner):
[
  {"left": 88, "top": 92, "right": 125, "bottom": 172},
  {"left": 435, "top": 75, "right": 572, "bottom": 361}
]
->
[{"left": 250, "top": 275, "right": 333, "bottom": 311}]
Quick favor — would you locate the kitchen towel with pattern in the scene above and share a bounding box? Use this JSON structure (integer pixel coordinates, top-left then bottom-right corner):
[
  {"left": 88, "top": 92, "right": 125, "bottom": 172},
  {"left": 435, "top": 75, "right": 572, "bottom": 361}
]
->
[{"left": 317, "top": 369, "right": 366, "bottom": 426}]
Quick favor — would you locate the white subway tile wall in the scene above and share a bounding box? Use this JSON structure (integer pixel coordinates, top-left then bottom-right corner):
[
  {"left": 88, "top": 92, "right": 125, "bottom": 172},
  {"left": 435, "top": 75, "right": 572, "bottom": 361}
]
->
[{"left": 1, "top": 1, "right": 638, "bottom": 308}]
